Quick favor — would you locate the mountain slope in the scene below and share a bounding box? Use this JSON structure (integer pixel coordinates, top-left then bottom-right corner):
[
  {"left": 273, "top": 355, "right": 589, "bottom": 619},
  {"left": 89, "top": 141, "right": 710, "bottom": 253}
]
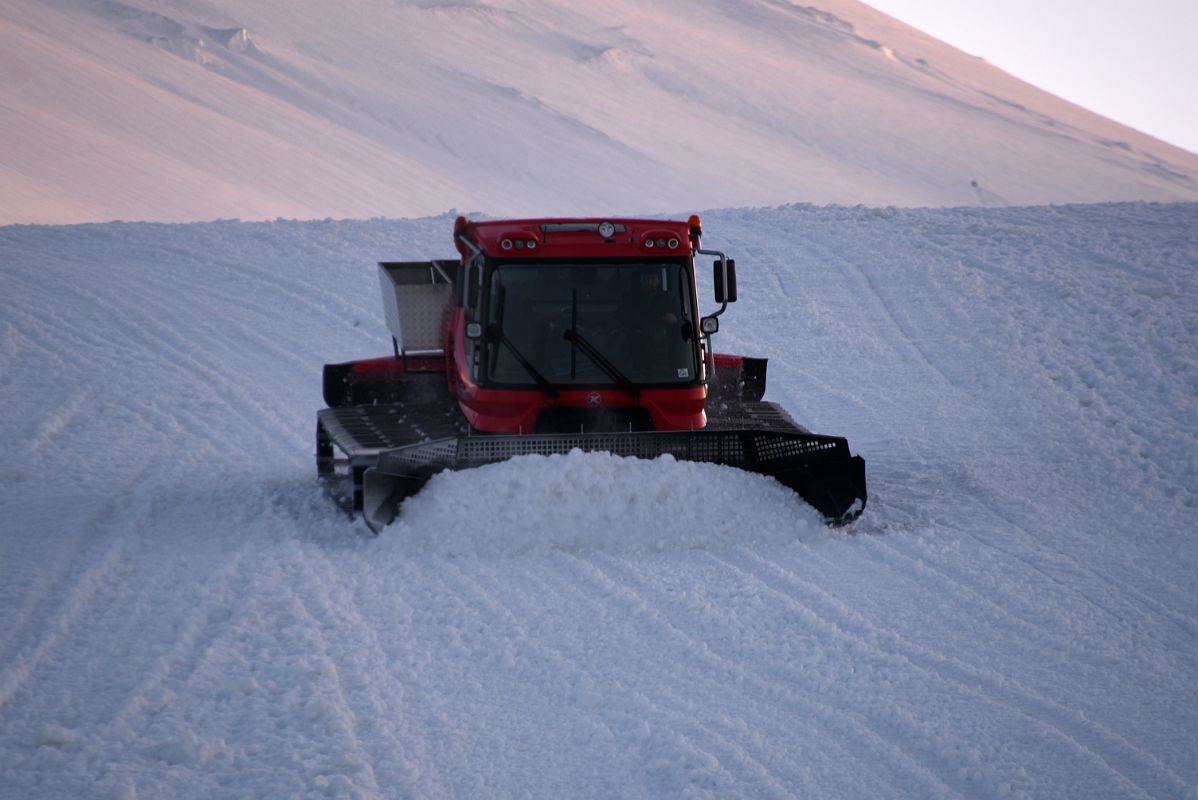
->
[{"left": 2, "top": 0, "right": 1197, "bottom": 224}]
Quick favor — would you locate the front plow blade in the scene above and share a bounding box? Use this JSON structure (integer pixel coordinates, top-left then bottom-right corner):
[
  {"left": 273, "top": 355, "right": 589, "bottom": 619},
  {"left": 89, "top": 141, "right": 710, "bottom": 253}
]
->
[{"left": 362, "top": 425, "right": 866, "bottom": 532}]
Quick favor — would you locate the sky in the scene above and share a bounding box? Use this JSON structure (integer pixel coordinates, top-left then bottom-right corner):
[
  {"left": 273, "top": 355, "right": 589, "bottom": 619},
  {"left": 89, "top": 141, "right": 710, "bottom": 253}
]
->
[{"left": 863, "top": 0, "right": 1198, "bottom": 155}]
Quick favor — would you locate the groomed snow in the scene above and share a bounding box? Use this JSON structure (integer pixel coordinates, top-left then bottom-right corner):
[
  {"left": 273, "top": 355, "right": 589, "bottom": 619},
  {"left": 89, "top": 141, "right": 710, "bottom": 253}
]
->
[{"left": 1, "top": 203, "right": 1196, "bottom": 798}]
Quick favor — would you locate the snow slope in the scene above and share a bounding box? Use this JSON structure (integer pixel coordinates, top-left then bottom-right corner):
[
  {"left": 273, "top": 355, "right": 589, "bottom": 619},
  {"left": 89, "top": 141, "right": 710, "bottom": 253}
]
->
[
  {"left": 1, "top": 204, "right": 1196, "bottom": 798},
  {"left": 3, "top": 0, "right": 1198, "bottom": 225}
]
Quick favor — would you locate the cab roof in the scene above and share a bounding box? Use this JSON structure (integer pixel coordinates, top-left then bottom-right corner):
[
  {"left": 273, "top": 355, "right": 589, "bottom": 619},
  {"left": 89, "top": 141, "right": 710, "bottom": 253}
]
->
[{"left": 454, "top": 217, "right": 698, "bottom": 260}]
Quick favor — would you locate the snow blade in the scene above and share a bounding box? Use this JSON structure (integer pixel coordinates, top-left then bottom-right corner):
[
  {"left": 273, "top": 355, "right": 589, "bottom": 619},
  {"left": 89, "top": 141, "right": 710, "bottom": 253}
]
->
[{"left": 361, "top": 424, "right": 866, "bottom": 532}]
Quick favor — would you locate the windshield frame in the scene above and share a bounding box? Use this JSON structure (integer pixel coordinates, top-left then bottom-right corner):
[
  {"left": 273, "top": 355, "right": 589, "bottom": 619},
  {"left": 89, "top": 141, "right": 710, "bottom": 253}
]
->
[{"left": 478, "top": 256, "right": 701, "bottom": 392}]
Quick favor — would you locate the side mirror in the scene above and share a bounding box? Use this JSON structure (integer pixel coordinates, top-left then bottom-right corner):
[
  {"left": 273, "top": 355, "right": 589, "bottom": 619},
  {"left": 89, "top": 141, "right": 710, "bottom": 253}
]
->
[
  {"left": 713, "top": 258, "right": 738, "bottom": 303},
  {"left": 465, "top": 321, "right": 483, "bottom": 339},
  {"left": 700, "top": 316, "right": 719, "bottom": 335}
]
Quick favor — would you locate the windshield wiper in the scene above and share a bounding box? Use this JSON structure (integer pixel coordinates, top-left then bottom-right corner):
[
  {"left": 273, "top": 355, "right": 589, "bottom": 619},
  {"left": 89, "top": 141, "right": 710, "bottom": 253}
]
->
[
  {"left": 562, "top": 328, "right": 640, "bottom": 399},
  {"left": 498, "top": 334, "right": 559, "bottom": 399},
  {"left": 492, "top": 285, "right": 559, "bottom": 399}
]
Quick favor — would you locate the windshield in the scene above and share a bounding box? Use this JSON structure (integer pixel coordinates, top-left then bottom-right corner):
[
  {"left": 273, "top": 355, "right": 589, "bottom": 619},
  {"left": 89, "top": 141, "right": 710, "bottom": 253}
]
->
[{"left": 484, "top": 261, "right": 697, "bottom": 388}]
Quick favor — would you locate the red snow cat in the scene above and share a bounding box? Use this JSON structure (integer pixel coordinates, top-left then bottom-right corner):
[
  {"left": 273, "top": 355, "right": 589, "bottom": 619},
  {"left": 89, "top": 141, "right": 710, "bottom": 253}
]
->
[{"left": 317, "top": 215, "right": 866, "bottom": 531}]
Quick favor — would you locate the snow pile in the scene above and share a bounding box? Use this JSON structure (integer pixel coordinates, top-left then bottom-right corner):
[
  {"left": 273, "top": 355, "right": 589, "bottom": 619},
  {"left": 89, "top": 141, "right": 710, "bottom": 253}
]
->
[
  {"left": 386, "top": 451, "right": 827, "bottom": 558},
  {"left": 1, "top": 203, "right": 1196, "bottom": 798}
]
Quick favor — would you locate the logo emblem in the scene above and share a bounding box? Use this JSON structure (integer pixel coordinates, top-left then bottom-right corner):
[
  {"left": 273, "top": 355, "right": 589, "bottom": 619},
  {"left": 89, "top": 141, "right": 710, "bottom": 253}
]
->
[{"left": 586, "top": 392, "right": 603, "bottom": 407}]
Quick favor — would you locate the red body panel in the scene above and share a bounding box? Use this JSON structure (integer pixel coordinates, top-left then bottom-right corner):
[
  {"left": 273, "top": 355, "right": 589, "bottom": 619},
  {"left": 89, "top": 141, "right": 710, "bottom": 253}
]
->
[{"left": 349, "top": 354, "right": 445, "bottom": 376}]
